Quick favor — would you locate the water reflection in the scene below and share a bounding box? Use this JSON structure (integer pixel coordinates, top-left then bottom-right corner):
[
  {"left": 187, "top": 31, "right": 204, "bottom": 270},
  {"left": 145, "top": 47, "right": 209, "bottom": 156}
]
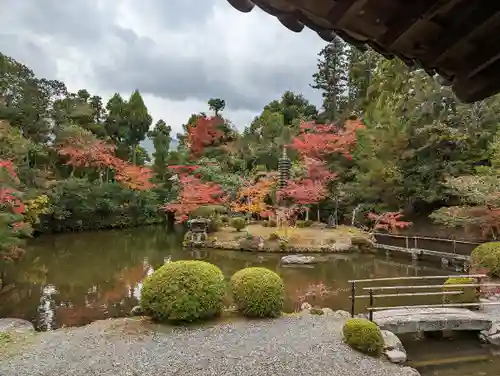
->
[
  {"left": 1, "top": 226, "right": 499, "bottom": 375},
  {"left": 0, "top": 226, "right": 449, "bottom": 331}
]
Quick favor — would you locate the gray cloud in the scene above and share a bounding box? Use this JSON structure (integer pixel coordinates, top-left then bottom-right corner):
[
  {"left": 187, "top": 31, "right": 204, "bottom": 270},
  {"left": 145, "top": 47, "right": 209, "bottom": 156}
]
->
[
  {"left": 0, "top": 34, "right": 57, "bottom": 79},
  {"left": 0, "top": 0, "right": 324, "bottom": 115},
  {"left": 138, "top": 0, "right": 217, "bottom": 29},
  {"left": 91, "top": 30, "right": 317, "bottom": 112}
]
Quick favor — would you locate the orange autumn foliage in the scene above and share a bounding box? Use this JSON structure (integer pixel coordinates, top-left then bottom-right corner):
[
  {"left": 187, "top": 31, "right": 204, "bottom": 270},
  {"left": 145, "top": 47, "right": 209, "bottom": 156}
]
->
[
  {"left": 56, "top": 134, "right": 155, "bottom": 190},
  {"left": 232, "top": 177, "right": 275, "bottom": 216}
]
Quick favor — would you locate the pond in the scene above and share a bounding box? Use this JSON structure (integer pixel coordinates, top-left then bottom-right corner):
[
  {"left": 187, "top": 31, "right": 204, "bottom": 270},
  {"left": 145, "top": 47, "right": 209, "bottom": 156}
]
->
[{"left": 0, "top": 226, "right": 498, "bottom": 375}]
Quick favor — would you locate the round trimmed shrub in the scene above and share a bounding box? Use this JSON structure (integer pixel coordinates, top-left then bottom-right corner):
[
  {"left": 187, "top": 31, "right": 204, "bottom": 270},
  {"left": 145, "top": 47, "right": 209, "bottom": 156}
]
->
[
  {"left": 230, "top": 217, "right": 246, "bottom": 231},
  {"left": 471, "top": 242, "right": 500, "bottom": 277},
  {"left": 443, "top": 277, "right": 479, "bottom": 306},
  {"left": 343, "top": 318, "right": 384, "bottom": 355},
  {"left": 230, "top": 267, "right": 284, "bottom": 317},
  {"left": 140, "top": 260, "right": 226, "bottom": 322}
]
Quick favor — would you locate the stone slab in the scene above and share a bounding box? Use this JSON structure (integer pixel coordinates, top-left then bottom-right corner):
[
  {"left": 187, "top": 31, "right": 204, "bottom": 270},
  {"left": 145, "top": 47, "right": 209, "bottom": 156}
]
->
[{"left": 373, "top": 307, "right": 492, "bottom": 334}]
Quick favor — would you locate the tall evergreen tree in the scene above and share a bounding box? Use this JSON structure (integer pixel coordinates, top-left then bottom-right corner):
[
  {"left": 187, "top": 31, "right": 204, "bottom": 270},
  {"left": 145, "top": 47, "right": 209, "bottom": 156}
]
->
[
  {"left": 127, "top": 90, "right": 152, "bottom": 164},
  {"left": 347, "top": 48, "right": 374, "bottom": 116},
  {"left": 148, "top": 119, "right": 171, "bottom": 182},
  {"left": 311, "top": 38, "right": 348, "bottom": 121}
]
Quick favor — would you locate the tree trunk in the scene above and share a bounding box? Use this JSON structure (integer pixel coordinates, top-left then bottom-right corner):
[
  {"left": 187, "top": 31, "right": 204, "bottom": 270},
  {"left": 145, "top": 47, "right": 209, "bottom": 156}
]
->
[
  {"left": 317, "top": 205, "right": 320, "bottom": 222},
  {"left": 132, "top": 145, "right": 137, "bottom": 165},
  {"left": 305, "top": 207, "right": 309, "bottom": 221}
]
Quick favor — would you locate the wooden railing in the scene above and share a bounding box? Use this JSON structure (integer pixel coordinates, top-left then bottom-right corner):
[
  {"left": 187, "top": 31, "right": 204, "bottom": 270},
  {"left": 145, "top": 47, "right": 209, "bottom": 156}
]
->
[
  {"left": 348, "top": 274, "right": 500, "bottom": 321},
  {"left": 373, "top": 233, "right": 481, "bottom": 256}
]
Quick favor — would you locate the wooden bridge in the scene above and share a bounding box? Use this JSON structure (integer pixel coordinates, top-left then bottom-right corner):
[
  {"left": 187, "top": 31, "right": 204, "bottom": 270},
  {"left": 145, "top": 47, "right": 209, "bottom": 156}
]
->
[
  {"left": 372, "top": 233, "right": 482, "bottom": 267},
  {"left": 348, "top": 275, "right": 500, "bottom": 335}
]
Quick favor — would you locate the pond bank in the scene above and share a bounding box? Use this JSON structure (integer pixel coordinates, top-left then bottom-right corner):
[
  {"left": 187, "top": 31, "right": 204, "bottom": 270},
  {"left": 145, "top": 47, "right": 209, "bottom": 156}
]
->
[
  {"left": 0, "top": 314, "right": 420, "bottom": 376},
  {"left": 187, "top": 224, "right": 372, "bottom": 253}
]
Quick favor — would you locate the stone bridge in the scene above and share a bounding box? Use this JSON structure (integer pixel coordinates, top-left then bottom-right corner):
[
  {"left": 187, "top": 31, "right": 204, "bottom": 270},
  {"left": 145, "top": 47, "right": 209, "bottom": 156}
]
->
[{"left": 372, "top": 307, "right": 493, "bottom": 334}]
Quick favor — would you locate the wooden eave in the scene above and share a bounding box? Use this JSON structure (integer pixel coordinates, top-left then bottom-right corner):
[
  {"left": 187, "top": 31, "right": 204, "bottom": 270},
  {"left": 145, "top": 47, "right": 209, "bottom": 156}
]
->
[{"left": 226, "top": 0, "right": 500, "bottom": 103}]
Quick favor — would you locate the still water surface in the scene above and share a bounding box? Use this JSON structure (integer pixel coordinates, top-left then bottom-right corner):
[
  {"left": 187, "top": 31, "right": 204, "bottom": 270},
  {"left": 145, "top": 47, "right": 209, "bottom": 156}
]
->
[{"left": 0, "top": 226, "right": 498, "bottom": 375}]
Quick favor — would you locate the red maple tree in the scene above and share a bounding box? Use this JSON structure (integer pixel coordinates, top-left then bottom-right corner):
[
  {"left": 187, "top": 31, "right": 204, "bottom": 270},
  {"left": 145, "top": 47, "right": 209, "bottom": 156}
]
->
[
  {"left": 0, "top": 161, "right": 25, "bottom": 215},
  {"left": 0, "top": 160, "right": 31, "bottom": 263},
  {"left": 187, "top": 116, "right": 225, "bottom": 157},
  {"left": 304, "top": 157, "right": 337, "bottom": 182},
  {"left": 56, "top": 134, "right": 155, "bottom": 190},
  {"left": 161, "top": 174, "right": 225, "bottom": 223},
  {"left": 278, "top": 158, "right": 337, "bottom": 220},
  {"left": 290, "top": 118, "right": 364, "bottom": 160},
  {"left": 367, "top": 211, "right": 412, "bottom": 233},
  {"left": 279, "top": 179, "right": 328, "bottom": 206},
  {"left": 168, "top": 165, "right": 201, "bottom": 175}
]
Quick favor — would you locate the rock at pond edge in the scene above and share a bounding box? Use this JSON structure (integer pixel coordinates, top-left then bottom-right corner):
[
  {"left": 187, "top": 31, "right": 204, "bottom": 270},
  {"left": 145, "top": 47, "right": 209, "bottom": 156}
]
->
[
  {"left": 381, "top": 330, "right": 407, "bottom": 364},
  {"left": 0, "top": 318, "right": 35, "bottom": 334},
  {"left": 130, "top": 306, "right": 145, "bottom": 316},
  {"left": 280, "top": 255, "right": 317, "bottom": 265}
]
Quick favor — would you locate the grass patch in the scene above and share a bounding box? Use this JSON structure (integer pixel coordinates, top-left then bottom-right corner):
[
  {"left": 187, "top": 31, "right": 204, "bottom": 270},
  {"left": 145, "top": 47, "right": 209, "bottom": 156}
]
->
[{"left": 214, "top": 224, "right": 370, "bottom": 247}]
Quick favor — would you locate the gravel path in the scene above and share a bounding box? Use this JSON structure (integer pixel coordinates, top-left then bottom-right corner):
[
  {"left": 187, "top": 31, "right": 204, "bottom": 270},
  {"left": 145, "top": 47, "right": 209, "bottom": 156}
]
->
[{"left": 0, "top": 314, "right": 419, "bottom": 376}]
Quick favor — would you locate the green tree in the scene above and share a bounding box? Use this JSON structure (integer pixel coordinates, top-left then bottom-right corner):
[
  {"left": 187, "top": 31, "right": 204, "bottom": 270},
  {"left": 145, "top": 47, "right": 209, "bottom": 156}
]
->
[
  {"left": 208, "top": 98, "right": 226, "bottom": 116},
  {"left": 148, "top": 119, "right": 172, "bottom": 181},
  {"left": 311, "top": 38, "right": 348, "bottom": 121},
  {"left": 126, "top": 90, "right": 152, "bottom": 164}
]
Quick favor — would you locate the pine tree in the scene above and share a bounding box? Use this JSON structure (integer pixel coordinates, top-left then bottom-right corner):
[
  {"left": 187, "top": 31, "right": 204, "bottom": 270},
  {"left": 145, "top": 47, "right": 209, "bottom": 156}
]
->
[
  {"left": 127, "top": 90, "right": 152, "bottom": 164},
  {"left": 148, "top": 119, "right": 171, "bottom": 182},
  {"left": 311, "top": 38, "right": 348, "bottom": 121},
  {"left": 347, "top": 48, "right": 374, "bottom": 116}
]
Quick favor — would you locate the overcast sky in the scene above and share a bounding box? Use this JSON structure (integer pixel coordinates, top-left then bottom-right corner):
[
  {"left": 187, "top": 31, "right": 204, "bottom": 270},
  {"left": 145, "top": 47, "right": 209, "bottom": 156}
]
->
[{"left": 0, "top": 0, "right": 326, "bottom": 134}]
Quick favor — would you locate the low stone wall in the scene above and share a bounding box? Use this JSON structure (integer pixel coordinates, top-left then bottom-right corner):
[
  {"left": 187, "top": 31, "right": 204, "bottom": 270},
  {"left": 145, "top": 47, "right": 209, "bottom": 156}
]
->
[{"left": 185, "top": 239, "right": 361, "bottom": 253}]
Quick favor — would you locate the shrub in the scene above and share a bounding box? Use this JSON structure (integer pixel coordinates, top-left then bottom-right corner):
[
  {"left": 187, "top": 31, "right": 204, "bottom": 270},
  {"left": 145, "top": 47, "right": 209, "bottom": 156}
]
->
[
  {"left": 343, "top": 318, "right": 384, "bottom": 355},
  {"left": 230, "top": 217, "right": 246, "bottom": 231},
  {"left": 268, "top": 231, "right": 280, "bottom": 241},
  {"left": 443, "top": 277, "right": 479, "bottom": 306},
  {"left": 207, "top": 217, "right": 222, "bottom": 233},
  {"left": 471, "top": 242, "right": 500, "bottom": 277},
  {"left": 296, "top": 220, "right": 306, "bottom": 228},
  {"left": 191, "top": 205, "right": 228, "bottom": 217},
  {"left": 304, "top": 219, "right": 313, "bottom": 227},
  {"left": 230, "top": 267, "right": 285, "bottom": 317},
  {"left": 140, "top": 260, "right": 226, "bottom": 322},
  {"left": 268, "top": 219, "right": 277, "bottom": 227},
  {"left": 219, "top": 215, "right": 229, "bottom": 223},
  {"left": 279, "top": 239, "right": 288, "bottom": 250}
]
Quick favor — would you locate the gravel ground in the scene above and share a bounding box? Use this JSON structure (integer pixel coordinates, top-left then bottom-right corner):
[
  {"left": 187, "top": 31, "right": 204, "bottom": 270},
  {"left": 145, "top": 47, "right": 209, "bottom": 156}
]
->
[{"left": 0, "top": 314, "right": 419, "bottom": 376}]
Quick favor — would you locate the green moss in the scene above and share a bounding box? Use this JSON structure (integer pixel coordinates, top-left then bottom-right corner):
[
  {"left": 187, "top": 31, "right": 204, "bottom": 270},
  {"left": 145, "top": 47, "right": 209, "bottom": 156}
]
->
[
  {"left": 140, "top": 260, "right": 226, "bottom": 323},
  {"left": 0, "top": 332, "right": 12, "bottom": 347},
  {"left": 230, "top": 267, "right": 285, "bottom": 318},
  {"left": 0, "top": 331, "right": 35, "bottom": 358},
  {"left": 443, "top": 277, "right": 479, "bottom": 305},
  {"left": 471, "top": 242, "right": 500, "bottom": 277},
  {"left": 310, "top": 307, "right": 324, "bottom": 315},
  {"left": 343, "top": 318, "right": 384, "bottom": 355}
]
